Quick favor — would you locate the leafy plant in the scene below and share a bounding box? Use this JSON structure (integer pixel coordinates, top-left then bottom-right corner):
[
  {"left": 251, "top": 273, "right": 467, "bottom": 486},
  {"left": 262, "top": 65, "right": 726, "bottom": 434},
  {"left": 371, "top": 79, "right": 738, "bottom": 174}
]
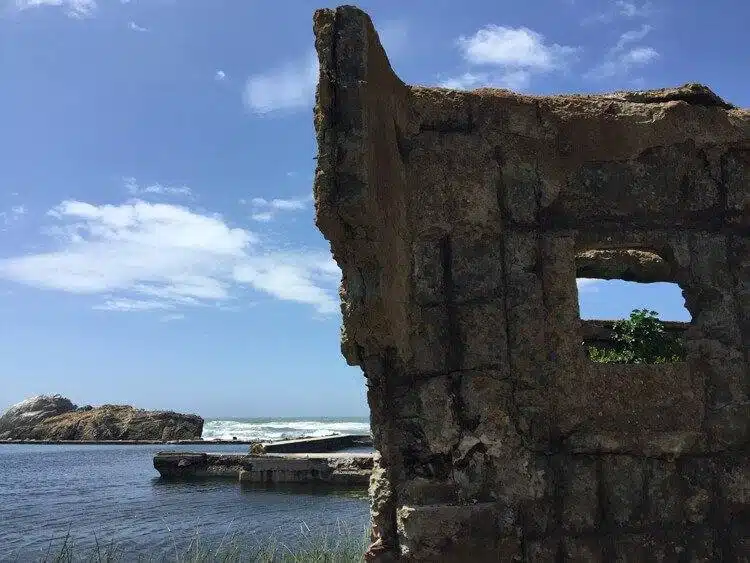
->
[{"left": 587, "top": 309, "right": 685, "bottom": 364}]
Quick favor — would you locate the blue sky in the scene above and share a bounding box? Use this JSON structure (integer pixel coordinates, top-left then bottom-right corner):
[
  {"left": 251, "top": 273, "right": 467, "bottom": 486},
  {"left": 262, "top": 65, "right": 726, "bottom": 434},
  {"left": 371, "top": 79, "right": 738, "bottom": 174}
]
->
[{"left": 0, "top": 0, "right": 744, "bottom": 418}]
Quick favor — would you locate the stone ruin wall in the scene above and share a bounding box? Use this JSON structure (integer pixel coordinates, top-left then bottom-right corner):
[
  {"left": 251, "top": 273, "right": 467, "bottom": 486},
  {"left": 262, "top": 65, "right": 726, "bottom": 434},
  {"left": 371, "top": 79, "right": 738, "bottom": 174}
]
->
[{"left": 312, "top": 6, "right": 750, "bottom": 561}]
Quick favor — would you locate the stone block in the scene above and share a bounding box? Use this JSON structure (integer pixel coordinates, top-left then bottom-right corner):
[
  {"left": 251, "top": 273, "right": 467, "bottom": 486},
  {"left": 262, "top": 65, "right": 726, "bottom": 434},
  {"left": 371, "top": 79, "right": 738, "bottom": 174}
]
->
[
  {"left": 416, "top": 376, "right": 460, "bottom": 455},
  {"left": 728, "top": 512, "right": 750, "bottom": 562},
  {"left": 407, "top": 132, "right": 502, "bottom": 231},
  {"left": 601, "top": 455, "right": 645, "bottom": 528},
  {"left": 688, "top": 232, "right": 731, "bottom": 287},
  {"left": 501, "top": 157, "right": 541, "bottom": 225},
  {"left": 561, "top": 456, "right": 599, "bottom": 533},
  {"left": 504, "top": 231, "right": 539, "bottom": 275},
  {"left": 408, "top": 305, "right": 449, "bottom": 374},
  {"left": 645, "top": 459, "right": 683, "bottom": 526},
  {"left": 519, "top": 497, "right": 554, "bottom": 538},
  {"left": 680, "top": 458, "right": 717, "bottom": 525},
  {"left": 397, "top": 503, "right": 520, "bottom": 561},
  {"left": 399, "top": 477, "right": 458, "bottom": 505},
  {"left": 562, "top": 537, "right": 603, "bottom": 562},
  {"left": 524, "top": 538, "right": 559, "bottom": 562},
  {"left": 719, "top": 461, "right": 750, "bottom": 514},
  {"left": 450, "top": 229, "right": 505, "bottom": 303},
  {"left": 455, "top": 299, "right": 508, "bottom": 371},
  {"left": 724, "top": 147, "right": 750, "bottom": 228},
  {"left": 505, "top": 273, "right": 547, "bottom": 387},
  {"left": 411, "top": 234, "right": 446, "bottom": 305}
]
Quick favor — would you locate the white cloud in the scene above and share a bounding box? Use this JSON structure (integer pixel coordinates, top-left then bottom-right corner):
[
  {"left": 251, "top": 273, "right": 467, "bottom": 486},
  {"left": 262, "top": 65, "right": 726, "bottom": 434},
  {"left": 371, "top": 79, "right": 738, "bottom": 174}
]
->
[
  {"left": 614, "top": 24, "right": 652, "bottom": 52},
  {"left": 586, "top": 46, "right": 659, "bottom": 79},
  {"left": 0, "top": 199, "right": 340, "bottom": 315},
  {"left": 251, "top": 196, "right": 308, "bottom": 211},
  {"left": 233, "top": 253, "right": 339, "bottom": 315},
  {"left": 128, "top": 21, "right": 148, "bottom": 32},
  {"left": 444, "top": 25, "right": 577, "bottom": 92},
  {"left": 251, "top": 212, "right": 273, "bottom": 223},
  {"left": 620, "top": 46, "right": 658, "bottom": 65},
  {"left": 577, "top": 278, "right": 600, "bottom": 292},
  {"left": 245, "top": 195, "right": 311, "bottom": 222},
  {"left": 440, "top": 69, "right": 532, "bottom": 91},
  {"left": 457, "top": 26, "right": 577, "bottom": 70},
  {"left": 439, "top": 72, "right": 486, "bottom": 90},
  {"left": 125, "top": 177, "right": 192, "bottom": 198},
  {"left": 215, "top": 70, "right": 227, "bottom": 81},
  {"left": 14, "top": 0, "right": 96, "bottom": 18},
  {"left": 243, "top": 52, "right": 318, "bottom": 115}
]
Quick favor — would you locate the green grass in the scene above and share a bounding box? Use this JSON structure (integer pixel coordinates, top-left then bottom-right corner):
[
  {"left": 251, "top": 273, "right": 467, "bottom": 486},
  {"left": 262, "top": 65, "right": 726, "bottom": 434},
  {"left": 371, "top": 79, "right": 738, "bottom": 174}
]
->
[{"left": 8, "top": 521, "right": 370, "bottom": 563}]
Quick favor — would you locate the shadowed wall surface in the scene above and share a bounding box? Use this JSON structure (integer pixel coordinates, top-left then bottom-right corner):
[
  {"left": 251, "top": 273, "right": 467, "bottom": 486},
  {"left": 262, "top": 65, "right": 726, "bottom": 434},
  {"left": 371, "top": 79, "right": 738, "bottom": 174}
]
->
[{"left": 312, "top": 5, "right": 750, "bottom": 561}]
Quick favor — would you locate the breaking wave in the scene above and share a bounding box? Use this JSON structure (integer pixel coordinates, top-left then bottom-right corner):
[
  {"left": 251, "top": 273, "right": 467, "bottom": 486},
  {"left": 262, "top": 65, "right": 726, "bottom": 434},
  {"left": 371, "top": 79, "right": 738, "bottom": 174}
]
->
[{"left": 201, "top": 418, "right": 371, "bottom": 442}]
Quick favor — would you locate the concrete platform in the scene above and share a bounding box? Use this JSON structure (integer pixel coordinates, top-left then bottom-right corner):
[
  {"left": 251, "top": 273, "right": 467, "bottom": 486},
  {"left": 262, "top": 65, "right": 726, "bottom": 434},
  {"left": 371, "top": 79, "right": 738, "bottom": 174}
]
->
[
  {"left": 260, "top": 434, "right": 372, "bottom": 453},
  {"left": 153, "top": 451, "right": 373, "bottom": 485}
]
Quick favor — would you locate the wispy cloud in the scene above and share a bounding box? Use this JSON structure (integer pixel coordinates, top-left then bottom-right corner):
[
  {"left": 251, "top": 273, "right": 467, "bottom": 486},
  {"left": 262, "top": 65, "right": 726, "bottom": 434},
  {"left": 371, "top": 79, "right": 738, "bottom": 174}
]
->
[
  {"left": 0, "top": 199, "right": 340, "bottom": 315},
  {"left": 128, "top": 21, "right": 148, "bottom": 32},
  {"left": 243, "top": 52, "right": 318, "bottom": 115},
  {"left": 160, "top": 313, "right": 185, "bottom": 322},
  {"left": 442, "top": 25, "right": 577, "bottom": 91},
  {"left": 0, "top": 205, "right": 27, "bottom": 230},
  {"left": 94, "top": 298, "right": 174, "bottom": 312},
  {"left": 577, "top": 278, "right": 601, "bottom": 292},
  {"left": 125, "top": 177, "right": 192, "bottom": 198},
  {"left": 243, "top": 195, "right": 311, "bottom": 222},
  {"left": 586, "top": 46, "right": 659, "bottom": 80},
  {"left": 616, "top": 0, "right": 652, "bottom": 18},
  {"left": 583, "top": 0, "right": 653, "bottom": 25},
  {"left": 614, "top": 24, "right": 652, "bottom": 52},
  {"left": 14, "top": 0, "right": 96, "bottom": 18},
  {"left": 585, "top": 19, "right": 658, "bottom": 81}
]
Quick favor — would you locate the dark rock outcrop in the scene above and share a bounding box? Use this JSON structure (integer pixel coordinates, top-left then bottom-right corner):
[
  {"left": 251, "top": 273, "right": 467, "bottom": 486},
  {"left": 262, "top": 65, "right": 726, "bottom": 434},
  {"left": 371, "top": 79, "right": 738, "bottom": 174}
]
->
[
  {"left": 0, "top": 395, "right": 203, "bottom": 441},
  {"left": 0, "top": 394, "right": 76, "bottom": 438}
]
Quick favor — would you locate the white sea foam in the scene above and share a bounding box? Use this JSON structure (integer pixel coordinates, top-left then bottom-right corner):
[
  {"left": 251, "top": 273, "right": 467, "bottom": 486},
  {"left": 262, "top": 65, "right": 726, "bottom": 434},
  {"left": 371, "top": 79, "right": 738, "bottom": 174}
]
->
[{"left": 201, "top": 418, "right": 371, "bottom": 442}]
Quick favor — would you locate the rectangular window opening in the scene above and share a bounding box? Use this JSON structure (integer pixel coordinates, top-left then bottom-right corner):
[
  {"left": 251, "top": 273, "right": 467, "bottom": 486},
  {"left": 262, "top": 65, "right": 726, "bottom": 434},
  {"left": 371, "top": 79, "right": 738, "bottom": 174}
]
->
[{"left": 576, "top": 249, "right": 692, "bottom": 364}]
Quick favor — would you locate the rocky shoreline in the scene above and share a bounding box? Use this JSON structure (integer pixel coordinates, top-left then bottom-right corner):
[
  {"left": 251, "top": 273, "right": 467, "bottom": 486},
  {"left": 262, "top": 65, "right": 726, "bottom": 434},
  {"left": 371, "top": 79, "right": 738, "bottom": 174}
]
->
[{"left": 0, "top": 395, "right": 203, "bottom": 441}]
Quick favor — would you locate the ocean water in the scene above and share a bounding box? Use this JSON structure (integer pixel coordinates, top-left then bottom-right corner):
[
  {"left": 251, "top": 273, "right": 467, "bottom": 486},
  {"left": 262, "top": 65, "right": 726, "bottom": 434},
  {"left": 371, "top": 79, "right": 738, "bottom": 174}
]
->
[
  {"left": 0, "top": 419, "right": 372, "bottom": 561},
  {"left": 201, "top": 417, "right": 371, "bottom": 442}
]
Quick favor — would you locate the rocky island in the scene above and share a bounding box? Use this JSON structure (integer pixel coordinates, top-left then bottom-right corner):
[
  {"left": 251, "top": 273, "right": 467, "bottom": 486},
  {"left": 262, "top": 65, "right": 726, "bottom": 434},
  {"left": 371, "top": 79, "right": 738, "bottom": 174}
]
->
[{"left": 0, "top": 394, "right": 203, "bottom": 441}]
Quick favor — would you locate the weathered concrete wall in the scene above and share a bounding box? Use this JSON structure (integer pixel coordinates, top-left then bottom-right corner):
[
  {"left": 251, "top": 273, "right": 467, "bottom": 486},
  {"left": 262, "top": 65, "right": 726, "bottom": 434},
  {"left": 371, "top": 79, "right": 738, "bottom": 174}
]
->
[{"left": 312, "top": 6, "right": 750, "bottom": 561}]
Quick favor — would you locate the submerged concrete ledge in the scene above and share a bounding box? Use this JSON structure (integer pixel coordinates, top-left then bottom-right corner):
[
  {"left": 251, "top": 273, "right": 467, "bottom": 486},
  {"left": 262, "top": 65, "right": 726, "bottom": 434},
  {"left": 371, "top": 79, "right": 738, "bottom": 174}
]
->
[{"left": 153, "top": 451, "right": 373, "bottom": 485}]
